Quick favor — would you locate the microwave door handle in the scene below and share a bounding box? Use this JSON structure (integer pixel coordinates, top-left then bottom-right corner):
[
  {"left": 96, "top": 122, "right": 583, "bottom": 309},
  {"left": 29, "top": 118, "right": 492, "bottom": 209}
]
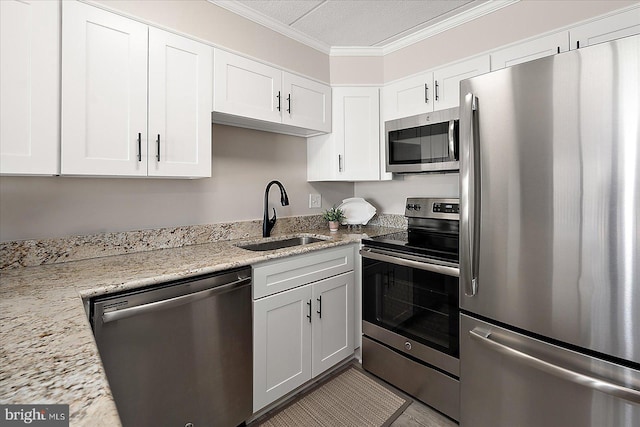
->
[{"left": 448, "top": 120, "right": 457, "bottom": 161}]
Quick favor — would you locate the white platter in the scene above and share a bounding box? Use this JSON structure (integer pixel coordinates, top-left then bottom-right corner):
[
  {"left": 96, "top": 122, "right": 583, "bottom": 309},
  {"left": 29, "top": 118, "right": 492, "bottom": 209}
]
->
[{"left": 337, "top": 197, "right": 376, "bottom": 225}]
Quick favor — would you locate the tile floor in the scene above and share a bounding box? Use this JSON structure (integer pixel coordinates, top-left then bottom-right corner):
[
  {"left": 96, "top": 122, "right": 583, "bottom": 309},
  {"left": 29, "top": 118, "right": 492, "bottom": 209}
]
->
[{"left": 390, "top": 399, "right": 458, "bottom": 427}]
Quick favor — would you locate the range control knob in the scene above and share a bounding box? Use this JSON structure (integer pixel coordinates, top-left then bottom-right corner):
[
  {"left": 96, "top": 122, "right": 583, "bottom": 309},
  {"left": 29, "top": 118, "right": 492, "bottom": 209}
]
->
[
  {"left": 414, "top": 204, "right": 421, "bottom": 211},
  {"left": 406, "top": 204, "right": 414, "bottom": 210},
  {"left": 404, "top": 341, "right": 412, "bottom": 351}
]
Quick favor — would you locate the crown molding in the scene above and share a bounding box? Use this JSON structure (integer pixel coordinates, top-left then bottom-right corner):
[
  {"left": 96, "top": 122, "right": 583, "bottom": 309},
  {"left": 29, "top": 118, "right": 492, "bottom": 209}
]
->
[
  {"left": 211, "top": 0, "right": 520, "bottom": 58},
  {"left": 379, "top": 0, "right": 520, "bottom": 55},
  {"left": 209, "top": 0, "right": 331, "bottom": 54},
  {"left": 330, "top": 47, "right": 385, "bottom": 57}
]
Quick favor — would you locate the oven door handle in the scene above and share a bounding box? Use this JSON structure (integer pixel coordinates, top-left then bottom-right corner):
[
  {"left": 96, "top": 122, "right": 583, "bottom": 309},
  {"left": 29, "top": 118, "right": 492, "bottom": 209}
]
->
[{"left": 360, "top": 248, "right": 459, "bottom": 277}]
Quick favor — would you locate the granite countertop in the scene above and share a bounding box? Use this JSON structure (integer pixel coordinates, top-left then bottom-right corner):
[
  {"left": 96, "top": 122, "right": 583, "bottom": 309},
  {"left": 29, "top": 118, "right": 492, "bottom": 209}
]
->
[{"left": 0, "top": 226, "right": 395, "bottom": 426}]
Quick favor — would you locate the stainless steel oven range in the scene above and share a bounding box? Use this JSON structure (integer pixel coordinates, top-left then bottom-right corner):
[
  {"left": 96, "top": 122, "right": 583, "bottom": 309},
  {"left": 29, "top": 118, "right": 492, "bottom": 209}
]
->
[{"left": 360, "top": 197, "right": 460, "bottom": 421}]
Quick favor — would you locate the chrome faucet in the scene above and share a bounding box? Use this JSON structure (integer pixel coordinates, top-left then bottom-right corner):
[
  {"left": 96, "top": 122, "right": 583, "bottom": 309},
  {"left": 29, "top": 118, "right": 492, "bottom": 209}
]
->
[{"left": 263, "top": 180, "right": 289, "bottom": 237}]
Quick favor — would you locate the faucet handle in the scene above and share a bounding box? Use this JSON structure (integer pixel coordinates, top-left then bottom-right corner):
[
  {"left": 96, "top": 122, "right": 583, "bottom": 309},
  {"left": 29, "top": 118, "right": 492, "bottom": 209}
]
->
[{"left": 270, "top": 208, "right": 277, "bottom": 225}]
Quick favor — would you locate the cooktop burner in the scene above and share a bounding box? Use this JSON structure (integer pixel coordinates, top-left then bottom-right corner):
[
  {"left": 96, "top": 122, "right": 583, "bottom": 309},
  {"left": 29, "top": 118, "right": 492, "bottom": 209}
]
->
[
  {"left": 363, "top": 197, "right": 460, "bottom": 263},
  {"left": 364, "top": 231, "right": 459, "bottom": 263}
]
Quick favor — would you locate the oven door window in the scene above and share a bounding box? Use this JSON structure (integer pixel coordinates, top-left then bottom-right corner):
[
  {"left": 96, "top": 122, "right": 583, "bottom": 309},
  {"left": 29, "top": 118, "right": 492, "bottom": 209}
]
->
[{"left": 363, "top": 257, "right": 459, "bottom": 357}]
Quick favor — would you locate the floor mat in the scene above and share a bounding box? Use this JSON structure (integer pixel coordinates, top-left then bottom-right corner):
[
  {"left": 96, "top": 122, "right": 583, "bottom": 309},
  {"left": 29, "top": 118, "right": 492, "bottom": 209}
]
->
[{"left": 258, "top": 366, "right": 411, "bottom": 427}]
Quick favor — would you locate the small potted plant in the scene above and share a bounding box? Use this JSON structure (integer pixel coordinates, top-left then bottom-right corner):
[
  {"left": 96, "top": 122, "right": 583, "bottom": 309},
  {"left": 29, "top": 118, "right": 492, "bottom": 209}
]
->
[{"left": 322, "top": 206, "right": 346, "bottom": 232}]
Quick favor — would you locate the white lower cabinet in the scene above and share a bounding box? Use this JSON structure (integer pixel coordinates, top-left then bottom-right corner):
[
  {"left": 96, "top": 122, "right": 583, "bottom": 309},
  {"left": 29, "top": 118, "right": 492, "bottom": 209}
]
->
[
  {"left": 252, "top": 246, "right": 356, "bottom": 413},
  {"left": 311, "top": 272, "right": 355, "bottom": 377},
  {"left": 253, "top": 284, "right": 312, "bottom": 413}
]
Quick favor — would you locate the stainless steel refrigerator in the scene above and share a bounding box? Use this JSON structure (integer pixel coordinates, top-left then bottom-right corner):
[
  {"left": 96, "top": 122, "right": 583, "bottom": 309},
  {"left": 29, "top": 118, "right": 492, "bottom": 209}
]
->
[{"left": 459, "top": 34, "right": 639, "bottom": 426}]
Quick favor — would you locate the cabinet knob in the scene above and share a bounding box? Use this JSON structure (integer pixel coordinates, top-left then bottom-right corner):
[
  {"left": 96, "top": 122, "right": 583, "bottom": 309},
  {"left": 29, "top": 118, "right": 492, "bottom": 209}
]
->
[{"left": 404, "top": 341, "right": 412, "bottom": 351}]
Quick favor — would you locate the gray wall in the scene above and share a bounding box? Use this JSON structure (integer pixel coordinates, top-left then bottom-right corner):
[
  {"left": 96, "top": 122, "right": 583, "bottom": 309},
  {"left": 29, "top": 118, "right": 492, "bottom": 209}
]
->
[{"left": 0, "top": 125, "right": 353, "bottom": 241}]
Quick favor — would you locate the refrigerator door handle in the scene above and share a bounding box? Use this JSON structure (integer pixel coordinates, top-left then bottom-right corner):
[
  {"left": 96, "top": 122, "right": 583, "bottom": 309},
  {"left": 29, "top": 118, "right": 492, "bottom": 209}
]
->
[
  {"left": 461, "top": 92, "right": 479, "bottom": 296},
  {"left": 469, "top": 329, "right": 640, "bottom": 404}
]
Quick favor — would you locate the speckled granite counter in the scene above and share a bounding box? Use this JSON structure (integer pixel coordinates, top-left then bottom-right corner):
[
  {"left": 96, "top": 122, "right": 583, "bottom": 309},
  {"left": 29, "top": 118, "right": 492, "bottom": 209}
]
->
[{"left": 0, "top": 226, "right": 397, "bottom": 426}]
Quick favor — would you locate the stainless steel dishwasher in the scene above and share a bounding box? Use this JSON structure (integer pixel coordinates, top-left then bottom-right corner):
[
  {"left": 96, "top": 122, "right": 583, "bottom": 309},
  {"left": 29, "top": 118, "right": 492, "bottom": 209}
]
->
[{"left": 91, "top": 267, "right": 252, "bottom": 427}]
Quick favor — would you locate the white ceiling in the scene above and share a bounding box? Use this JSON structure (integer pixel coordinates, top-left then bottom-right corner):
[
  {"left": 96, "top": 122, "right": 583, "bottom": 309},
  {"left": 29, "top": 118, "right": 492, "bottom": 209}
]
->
[{"left": 212, "top": 0, "right": 518, "bottom": 54}]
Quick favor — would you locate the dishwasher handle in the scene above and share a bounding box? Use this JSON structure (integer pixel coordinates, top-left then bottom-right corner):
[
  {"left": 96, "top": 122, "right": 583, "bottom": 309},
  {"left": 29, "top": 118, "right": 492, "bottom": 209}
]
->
[{"left": 102, "top": 276, "right": 251, "bottom": 324}]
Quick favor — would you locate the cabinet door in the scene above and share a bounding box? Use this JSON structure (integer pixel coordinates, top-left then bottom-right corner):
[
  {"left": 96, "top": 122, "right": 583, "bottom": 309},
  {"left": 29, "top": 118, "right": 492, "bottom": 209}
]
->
[
  {"left": 570, "top": 7, "right": 640, "bottom": 50},
  {"left": 382, "top": 71, "right": 433, "bottom": 121},
  {"left": 1, "top": 0, "right": 59, "bottom": 175},
  {"left": 282, "top": 72, "right": 331, "bottom": 132},
  {"left": 148, "top": 28, "right": 212, "bottom": 178},
  {"left": 61, "top": 1, "right": 148, "bottom": 176},
  {"left": 213, "top": 49, "right": 282, "bottom": 124},
  {"left": 253, "top": 285, "right": 312, "bottom": 412},
  {"left": 433, "top": 55, "right": 490, "bottom": 111},
  {"left": 337, "top": 87, "right": 381, "bottom": 181},
  {"left": 308, "top": 87, "right": 381, "bottom": 181},
  {"left": 491, "top": 32, "right": 569, "bottom": 71},
  {"left": 312, "top": 271, "right": 355, "bottom": 377}
]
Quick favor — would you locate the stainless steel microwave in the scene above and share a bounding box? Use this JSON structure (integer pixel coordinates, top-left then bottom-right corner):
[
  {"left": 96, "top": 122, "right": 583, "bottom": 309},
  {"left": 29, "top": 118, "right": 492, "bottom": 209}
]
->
[{"left": 385, "top": 107, "right": 459, "bottom": 173}]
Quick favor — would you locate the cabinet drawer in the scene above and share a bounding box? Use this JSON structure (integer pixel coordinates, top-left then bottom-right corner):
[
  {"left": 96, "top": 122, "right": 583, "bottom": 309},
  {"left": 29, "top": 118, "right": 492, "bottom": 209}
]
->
[{"left": 253, "top": 245, "right": 354, "bottom": 299}]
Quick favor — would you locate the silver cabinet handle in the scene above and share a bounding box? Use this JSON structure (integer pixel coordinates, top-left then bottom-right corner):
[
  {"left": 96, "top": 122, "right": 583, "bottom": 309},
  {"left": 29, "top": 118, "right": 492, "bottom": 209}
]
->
[
  {"left": 156, "top": 134, "right": 161, "bottom": 162},
  {"left": 287, "top": 94, "right": 291, "bottom": 114},
  {"left": 461, "top": 93, "right": 479, "bottom": 296},
  {"left": 276, "top": 91, "right": 281, "bottom": 111},
  {"left": 435, "top": 80, "right": 439, "bottom": 101},
  {"left": 338, "top": 154, "right": 343, "bottom": 172},
  {"left": 137, "top": 133, "right": 142, "bottom": 162},
  {"left": 306, "top": 299, "right": 312, "bottom": 323},
  {"left": 359, "top": 248, "right": 459, "bottom": 277},
  {"left": 424, "top": 83, "right": 429, "bottom": 103},
  {"left": 102, "top": 277, "right": 251, "bottom": 324},
  {"left": 469, "top": 329, "right": 640, "bottom": 404},
  {"left": 317, "top": 295, "right": 322, "bottom": 318}
]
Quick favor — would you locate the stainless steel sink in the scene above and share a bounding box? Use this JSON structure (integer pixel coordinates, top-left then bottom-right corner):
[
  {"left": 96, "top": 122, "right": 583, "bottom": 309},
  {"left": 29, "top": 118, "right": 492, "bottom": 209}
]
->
[{"left": 236, "top": 236, "right": 327, "bottom": 251}]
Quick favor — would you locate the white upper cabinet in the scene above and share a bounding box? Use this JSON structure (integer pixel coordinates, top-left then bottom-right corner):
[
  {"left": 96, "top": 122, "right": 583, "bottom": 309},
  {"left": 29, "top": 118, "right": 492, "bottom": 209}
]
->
[
  {"left": 570, "top": 6, "right": 640, "bottom": 50},
  {"left": 213, "top": 49, "right": 282, "bottom": 123},
  {"left": 308, "top": 87, "right": 384, "bottom": 181},
  {"left": 491, "top": 32, "right": 569, "bottom": 71},
  {"left": 148, "top": 28, "right": 212, "bottom": 178},
  {"left": 1, "top": 0, "right": 60, "bottom": 175},
  {"left": 62, "top": 1, "right": 148, "bottom": 176},
  {"left": 432, "top": 55, "right": 490, "bottom": 111},
  {"left": 213, "top": 48, "right": 331, "bottom": 136},
  {"left": 62, "top": 1, "right": 211, "bottom": 178},
  {"left": 382, "top": 55, "right": 489, "bottom": 120},
  {"left": 282, "top": 72, "right": 331, "bottom": 133},
  {"left": 382, "top": 71, "right": 433, "bottom": 121}
]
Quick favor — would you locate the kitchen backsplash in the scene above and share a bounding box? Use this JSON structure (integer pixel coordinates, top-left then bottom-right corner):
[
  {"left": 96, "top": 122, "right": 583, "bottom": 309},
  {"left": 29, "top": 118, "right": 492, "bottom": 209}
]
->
[{"left": 0, "top": 213, "right": 405, "bottom": 270}]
